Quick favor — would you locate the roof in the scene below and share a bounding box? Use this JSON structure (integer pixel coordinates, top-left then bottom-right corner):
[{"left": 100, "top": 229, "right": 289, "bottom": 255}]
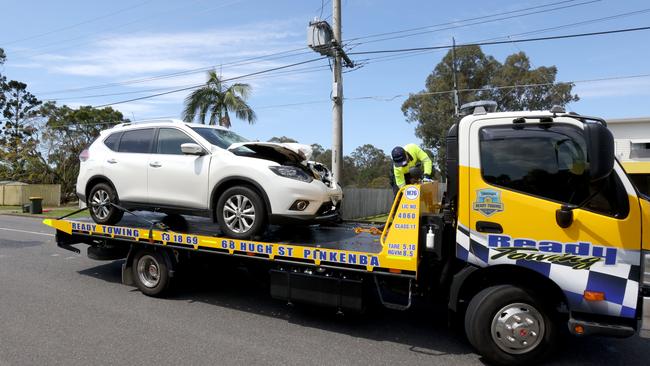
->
[{"left": 108, "top": 119, "right": 229, "bottom": 131}]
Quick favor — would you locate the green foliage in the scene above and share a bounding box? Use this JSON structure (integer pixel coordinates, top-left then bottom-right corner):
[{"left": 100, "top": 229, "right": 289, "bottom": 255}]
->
[
  {"left": 40, "top": 103, "right": 128, "bottom": 202},
  {"left": 402, "top": 46, "right": 578, "bottom": 177},
  {"left": 268, "top": 136, "right": 298, "bottom": 143},
  {"left": 350, "top": 144, "right": 392, "bottom": 187},
  {"left": 0, "top": 80, "right": 43, "bottom": 182},
  {"left": 0, "top": 48, "right": 6, "bottom": 65},
  {"left": 183, "top": 70, "right": 256, "bottom": 127}
]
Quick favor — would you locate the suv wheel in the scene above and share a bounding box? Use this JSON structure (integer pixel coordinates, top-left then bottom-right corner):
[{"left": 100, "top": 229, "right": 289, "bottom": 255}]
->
[
  {"left": 217, "top": 186, "right": 266, "bottom": 239},
  {"left": 88, "top": 182, "right": 124, "bottom": 225}
]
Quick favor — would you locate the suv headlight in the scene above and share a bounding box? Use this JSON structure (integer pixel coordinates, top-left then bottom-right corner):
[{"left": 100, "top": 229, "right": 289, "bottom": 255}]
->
[{"left": 269, "top": 166, "right": 313, "bottom": 183}]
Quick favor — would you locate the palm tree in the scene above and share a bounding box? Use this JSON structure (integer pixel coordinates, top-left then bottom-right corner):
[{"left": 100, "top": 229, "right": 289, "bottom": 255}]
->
[{"left": 182, "top": 70, "right": 256, "bottom": 127}]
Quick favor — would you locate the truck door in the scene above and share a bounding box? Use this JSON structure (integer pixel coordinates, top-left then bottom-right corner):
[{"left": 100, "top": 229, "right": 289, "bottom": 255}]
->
[{"left": 463, "top": 117, "right": 642, "bottom": 319}]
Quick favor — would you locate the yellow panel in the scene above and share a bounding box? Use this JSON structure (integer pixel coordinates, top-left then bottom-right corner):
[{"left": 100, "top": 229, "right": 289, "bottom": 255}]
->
[
  {"left": 465, "top": 166, "right": 641, "bottom": 250},
  {"left": 621, "top": 161, "right": 650, "bottom": 174}
]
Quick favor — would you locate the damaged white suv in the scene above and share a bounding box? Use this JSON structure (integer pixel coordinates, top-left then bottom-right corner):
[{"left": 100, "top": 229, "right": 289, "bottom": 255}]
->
[{"left": 77, "top": 120, "right": 342, "bottom": 239}]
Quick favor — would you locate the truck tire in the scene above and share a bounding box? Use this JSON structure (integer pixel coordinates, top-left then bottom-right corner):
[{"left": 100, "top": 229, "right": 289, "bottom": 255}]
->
[
  {"left": 88, "top": 182, "right": 124, "bottom": 225},
  {"left": 132, "top": 249, "right": 172, "bottom": 297},
  {"left": 216, "top": 186, "right": 267, "bottom": 239},
  {"left": 464, "top": 285, "right": 556, "bottom": 366}
]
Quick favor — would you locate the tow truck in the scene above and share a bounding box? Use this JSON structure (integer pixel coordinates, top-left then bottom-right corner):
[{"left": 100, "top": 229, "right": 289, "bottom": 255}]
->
[{"left": 43, "top": 103, "right": 650, "bottom": 365}]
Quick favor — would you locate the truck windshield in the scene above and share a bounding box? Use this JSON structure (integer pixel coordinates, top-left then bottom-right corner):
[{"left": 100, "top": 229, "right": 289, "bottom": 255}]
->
[{"left": 191, "top": 127, "right": 249, "bottom": 149}]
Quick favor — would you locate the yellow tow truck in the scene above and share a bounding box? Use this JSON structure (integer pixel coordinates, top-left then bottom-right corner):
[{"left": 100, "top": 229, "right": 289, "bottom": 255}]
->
[{"left": 43, "top": 103, "right": 650, "bottom": 365}]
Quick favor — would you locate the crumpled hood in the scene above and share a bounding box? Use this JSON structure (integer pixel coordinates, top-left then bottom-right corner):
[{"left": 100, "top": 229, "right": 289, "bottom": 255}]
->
[{"left": 228, "top": 142, "right": 311, "bottom": 164}]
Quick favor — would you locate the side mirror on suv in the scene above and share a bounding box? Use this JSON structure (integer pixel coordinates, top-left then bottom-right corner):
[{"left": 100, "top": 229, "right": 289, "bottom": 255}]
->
[{"left": 181, "top": 143, "right": 206, "bottom": 156}]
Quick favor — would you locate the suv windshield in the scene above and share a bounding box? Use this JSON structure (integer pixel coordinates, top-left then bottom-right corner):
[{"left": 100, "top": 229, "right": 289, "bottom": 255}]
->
[{"left": 191, "top": 127, "right": 249, "bottom": 149}]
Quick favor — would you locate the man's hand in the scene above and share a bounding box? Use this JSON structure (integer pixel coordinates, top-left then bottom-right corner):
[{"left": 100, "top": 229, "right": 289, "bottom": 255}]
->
[{"left": 422, "top": 174, "right": 433, "bottom": 183}]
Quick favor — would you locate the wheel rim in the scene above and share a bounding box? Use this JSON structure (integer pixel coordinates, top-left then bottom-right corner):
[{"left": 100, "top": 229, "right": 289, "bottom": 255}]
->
[
  {"left": 491, "top": 302, "right": 545, "bottom": 355},
  {"left": 91, "top": 189, "right": 111, "bottom": 220},
  {"left": 222, "top": 194, "right": 256, "bottom": 234},
  {"left": 137, "top": 255, "right": 160, "bottom": 288}
]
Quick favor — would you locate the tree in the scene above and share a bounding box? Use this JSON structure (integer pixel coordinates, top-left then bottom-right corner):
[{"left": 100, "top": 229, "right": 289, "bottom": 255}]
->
[
  {"left": 40, "top": 104, "right": 128, "bottom": 202},
  {"left": 349, "top": 144, "right": 392, "bottom": 187},
  {"left": 402, "top": 46, "right": 578, "bottom": 177},
  {"left": 268, "top": 136, "right": 298, "bottom": 143},
  {"left": 182, "top": 70, "right": 256, "bottom": 127},
  {"left": 0, "top": 80, "right": 42, "bottom": 182}
]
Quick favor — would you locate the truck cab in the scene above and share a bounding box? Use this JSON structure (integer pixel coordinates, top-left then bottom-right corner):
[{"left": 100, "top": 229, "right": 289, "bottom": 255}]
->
[{"left": 443, "top": 103, "right": 650, "bottom": 364}]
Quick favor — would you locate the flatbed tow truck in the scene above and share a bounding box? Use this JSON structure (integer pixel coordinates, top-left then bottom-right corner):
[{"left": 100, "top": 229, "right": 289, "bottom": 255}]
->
[{"left": 43, "top": 104, "right": 650, "bottom": 365}]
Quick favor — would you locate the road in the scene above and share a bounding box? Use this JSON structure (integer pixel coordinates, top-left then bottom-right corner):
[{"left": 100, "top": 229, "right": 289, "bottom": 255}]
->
[{"left": 1, "top": 214, "right": 649, "bottom": 366}]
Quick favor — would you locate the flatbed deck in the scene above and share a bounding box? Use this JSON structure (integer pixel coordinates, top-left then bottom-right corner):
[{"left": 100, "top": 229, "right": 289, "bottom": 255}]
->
[{"left": 44, "top": 184, "right": 440, "bottom": 278}]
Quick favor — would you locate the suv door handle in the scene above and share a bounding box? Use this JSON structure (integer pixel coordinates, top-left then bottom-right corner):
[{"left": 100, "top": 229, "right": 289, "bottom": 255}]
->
[
  {"left": 149, "top": 162, "right": 162, "bottom": 168},
  {"left": 107, "top": 158, "right": 117, "bottom": 164},
  {"left": 476, "top": 221, "right": 503, "bottom": 234}
]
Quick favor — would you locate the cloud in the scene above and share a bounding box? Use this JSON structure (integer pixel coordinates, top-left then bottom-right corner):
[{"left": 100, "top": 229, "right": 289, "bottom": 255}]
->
[{"left": 34, "top": 21, "right": 304, "bottom": 78}]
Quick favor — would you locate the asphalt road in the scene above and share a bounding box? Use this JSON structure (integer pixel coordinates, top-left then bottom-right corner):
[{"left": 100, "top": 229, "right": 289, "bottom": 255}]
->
[{"left": 1, "top": 215, "right": 649, "bottom": 366}]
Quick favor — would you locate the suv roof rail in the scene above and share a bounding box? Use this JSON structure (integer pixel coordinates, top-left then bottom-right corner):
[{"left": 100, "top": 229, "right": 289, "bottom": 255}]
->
[{"left": 112, "top": 119, "right": 184, "bottom": 128}]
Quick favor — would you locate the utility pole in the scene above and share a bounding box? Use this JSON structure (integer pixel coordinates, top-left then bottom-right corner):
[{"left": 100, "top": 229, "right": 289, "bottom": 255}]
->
[
  {"left": 306, "top": 2, "right": 353, "bottom": 187},
  {"left": 451, "top": 37, "right": 460, "bottom": 117},
  {"left": 331, "top": 0, "right": 343, "bottom": 186}
]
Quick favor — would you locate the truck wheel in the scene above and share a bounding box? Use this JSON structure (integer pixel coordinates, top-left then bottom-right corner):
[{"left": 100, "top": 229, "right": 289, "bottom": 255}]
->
[
  {"left": 132, "top": 249, "right": 172, "bottom": 297},
  {"left": 88, "top": 182, "right": 124, "bottom": 225},
  {"left": 464, "top": 285, "right": 556, "bottom": 365},
  {"left": 217, "top": 186, "right": 267, "bottom": 239}
]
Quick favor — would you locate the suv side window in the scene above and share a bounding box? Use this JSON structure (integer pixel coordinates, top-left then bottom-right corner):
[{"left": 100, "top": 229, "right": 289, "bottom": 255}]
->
[
  {"left": 480, "top": 124, "right": 629, "bottom": 218},
  {"left": 156, "top": 128, "right": 196, "bottom": 155},
  {"left": 118, "top": 128, "right": 154, "bottom": 154},
  {"left": 103, "top": 132, "right": 121, "bottom": 151}
]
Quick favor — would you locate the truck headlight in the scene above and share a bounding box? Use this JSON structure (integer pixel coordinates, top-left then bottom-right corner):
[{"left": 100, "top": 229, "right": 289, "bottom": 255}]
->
[{"left": 269, "top": 166, "right": 313, "bottom": 183}]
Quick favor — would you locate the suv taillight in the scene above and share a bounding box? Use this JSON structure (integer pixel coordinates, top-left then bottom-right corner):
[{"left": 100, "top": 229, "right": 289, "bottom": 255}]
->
[{"left": 79, "top": 149, "right": 90, "bottom": 162}]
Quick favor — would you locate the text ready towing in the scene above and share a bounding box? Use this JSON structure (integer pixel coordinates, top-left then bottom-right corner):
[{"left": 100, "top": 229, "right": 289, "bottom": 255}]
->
[{"left": 45, "top": 102, "right": 650, "bottom": 365}]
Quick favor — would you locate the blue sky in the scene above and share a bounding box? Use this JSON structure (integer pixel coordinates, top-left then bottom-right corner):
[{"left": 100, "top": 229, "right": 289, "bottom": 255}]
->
[{"left": 1, "top": 0, "right": 649, "bottom": 155}]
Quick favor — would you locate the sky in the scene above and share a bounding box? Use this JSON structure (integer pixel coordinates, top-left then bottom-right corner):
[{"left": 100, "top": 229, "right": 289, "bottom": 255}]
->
[{"left": 1, "top": 0, "right": 649, "bottom": 155}]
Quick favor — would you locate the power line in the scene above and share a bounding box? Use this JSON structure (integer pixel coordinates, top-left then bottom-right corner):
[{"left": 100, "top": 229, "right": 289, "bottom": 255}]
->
[
  {"left": 348, "top": 26, "right": 650, "bottom": 55},
  {"left": 46, "top": 63, "right": 332, "bottom": 102},
  {"left": 93, "top": 57, "right": 327, "bottom": 108},
  {"left": 0, "top": 0, "right": 154, "bottom": 45},
  {"left": 28, "top": 1, "right": 599, "bottom": 97},
  {"left": 345, "top": 0, "right": 597, "bottom": 43},
  {"left": 37, "top": 47, "right": 311, "bottom": 95},
  {"left": 33, "top": 72, "right": 650, "bottom": 130}
]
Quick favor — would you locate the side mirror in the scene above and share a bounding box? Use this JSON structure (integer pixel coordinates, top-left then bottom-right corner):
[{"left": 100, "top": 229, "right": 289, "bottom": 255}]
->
[
  {"left": 584, "top": 122, "right": 614, "bottom": 182},
  {"left": 181, "top": 143, "right": 205, "bottom": 156},
  {"left": 555, "top": 204, "right": 574, "bottom": 228}
]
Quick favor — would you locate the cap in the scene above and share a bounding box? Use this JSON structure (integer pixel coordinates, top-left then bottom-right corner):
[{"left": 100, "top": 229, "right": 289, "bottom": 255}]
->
[{"left": 391, "top": 146, "right": 408, "bottom": 167}]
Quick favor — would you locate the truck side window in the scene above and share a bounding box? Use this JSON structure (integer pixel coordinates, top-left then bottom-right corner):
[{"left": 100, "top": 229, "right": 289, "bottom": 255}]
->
[
  {"left": 118, "top": 128, "right": 154, "bottom": 154},
  {"left": 156, "top": 128, "right": 196, "bottom": 155},
  {"left": 629, "top": 173, "right": 650, "bottom": 197},
  {"left": 480, "top": 124, "right": 628, "bottom": 218}
]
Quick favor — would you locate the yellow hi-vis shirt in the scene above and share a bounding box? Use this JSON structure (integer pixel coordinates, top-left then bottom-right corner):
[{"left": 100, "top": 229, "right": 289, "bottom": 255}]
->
[{"left": 393, "top": 143, "right": 433, "bottom": 187}]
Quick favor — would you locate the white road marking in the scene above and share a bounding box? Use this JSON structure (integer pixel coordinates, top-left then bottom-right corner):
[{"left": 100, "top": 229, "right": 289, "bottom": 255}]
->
[{"left": 0, "top": 227, "right": 55, "bottom": 237}]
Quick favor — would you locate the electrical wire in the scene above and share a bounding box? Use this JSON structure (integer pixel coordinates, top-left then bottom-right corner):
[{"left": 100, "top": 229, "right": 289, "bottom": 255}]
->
[
  {"left": 93, "top": 57, "right": 327, "bottom": 108},
  {"left": 348, "top": 26, "right": 650, "bottom": 55},
  {"left": 345, "top": 0, "right": 596, "bottom": 43},
  {"left": 0, "top": 0, "right": 154, "bottom": 45}
]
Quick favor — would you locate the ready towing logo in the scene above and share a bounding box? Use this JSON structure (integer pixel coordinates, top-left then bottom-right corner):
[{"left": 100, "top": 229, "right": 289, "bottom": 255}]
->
[
  {"left": 473, "top": 189, "right": 504, "bottom": 216},
  {"left": 487, "top": 234, "right": 617, "bottom": 270}
]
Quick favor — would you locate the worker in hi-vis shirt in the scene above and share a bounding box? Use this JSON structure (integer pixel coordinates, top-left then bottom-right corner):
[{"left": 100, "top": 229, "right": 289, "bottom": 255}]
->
[{"left": 390, "top": 144, "right": 433, "bottom": 194}]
